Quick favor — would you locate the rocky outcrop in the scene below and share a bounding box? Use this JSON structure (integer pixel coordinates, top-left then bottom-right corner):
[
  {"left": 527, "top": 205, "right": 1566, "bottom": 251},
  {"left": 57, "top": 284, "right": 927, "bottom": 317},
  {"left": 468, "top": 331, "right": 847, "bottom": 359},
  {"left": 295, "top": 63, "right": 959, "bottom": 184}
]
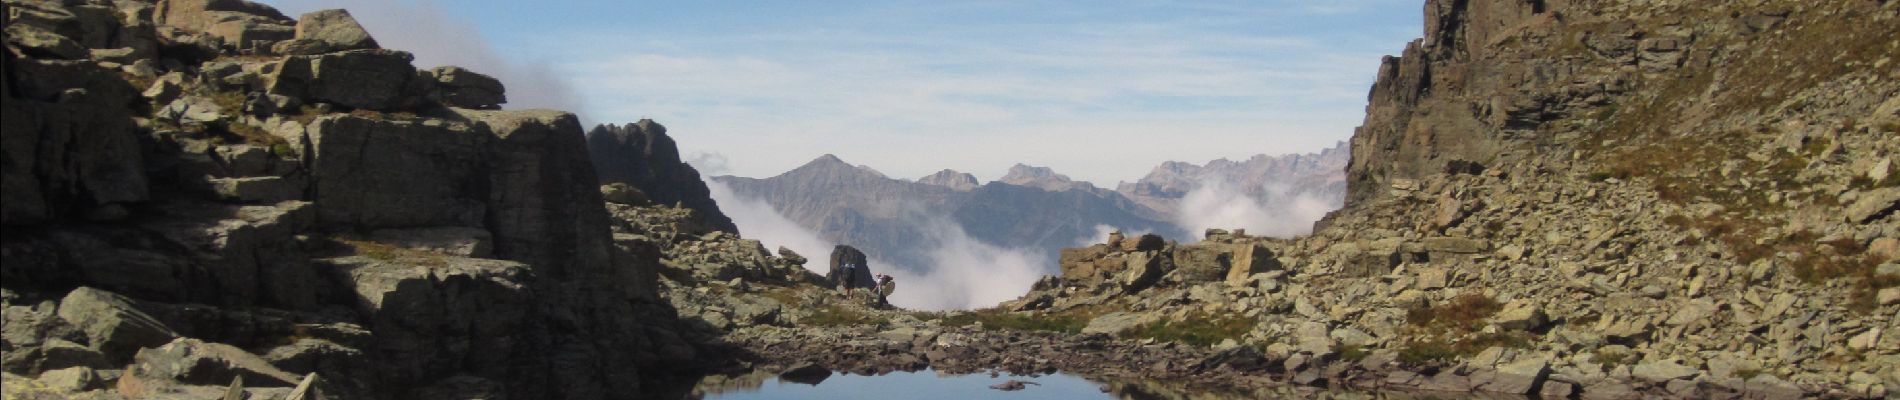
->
[
  {"left": 2, "top": 1, "right": 702, "bottom": 398},
  {"left": 587, "top": 120, "right": 741, "bottom": 234},
  {"left": 992, "top": 1, "right": 1900, "bottom": 399}
]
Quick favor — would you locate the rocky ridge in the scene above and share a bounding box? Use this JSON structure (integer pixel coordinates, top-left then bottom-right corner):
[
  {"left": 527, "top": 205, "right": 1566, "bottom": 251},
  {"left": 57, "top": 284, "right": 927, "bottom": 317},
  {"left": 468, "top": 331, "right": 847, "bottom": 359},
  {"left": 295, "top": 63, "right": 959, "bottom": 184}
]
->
[
  {"left": 981, "top": 1, "right": 1900, "bottom": 399},
  {"left": 1, "top": 1, "right": 704, "bottom": 398},
  {"left": 587, "top": 119, "right": 740, "bottom": 235}
]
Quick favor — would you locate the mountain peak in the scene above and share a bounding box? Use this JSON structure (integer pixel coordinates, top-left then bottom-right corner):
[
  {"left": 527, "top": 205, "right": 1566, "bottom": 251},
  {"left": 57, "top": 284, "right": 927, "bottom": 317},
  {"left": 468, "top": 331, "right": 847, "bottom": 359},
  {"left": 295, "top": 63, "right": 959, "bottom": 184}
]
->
[
  {"left": 1001, "top": 164, "right": 1095, "bottom": 192},
  {"left": 918, "top": 169, "right": 980, "bottom": 191}
]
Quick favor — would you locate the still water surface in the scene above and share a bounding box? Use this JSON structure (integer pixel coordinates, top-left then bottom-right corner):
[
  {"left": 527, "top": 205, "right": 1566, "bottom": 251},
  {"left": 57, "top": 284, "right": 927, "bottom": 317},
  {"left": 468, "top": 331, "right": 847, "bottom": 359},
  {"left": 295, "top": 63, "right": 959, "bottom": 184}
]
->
[{"left": 683, "top": 368, "right": 1463, "bottom": 400}]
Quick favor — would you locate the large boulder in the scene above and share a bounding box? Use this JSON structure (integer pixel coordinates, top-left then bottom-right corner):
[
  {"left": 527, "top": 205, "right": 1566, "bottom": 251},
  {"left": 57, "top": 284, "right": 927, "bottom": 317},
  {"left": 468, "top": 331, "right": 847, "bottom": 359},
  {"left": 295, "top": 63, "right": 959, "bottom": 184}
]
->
[
  {"left": 423, "top": 66, "right": 506, "bottom": 109},
  {"left": 266, "top": 49, "right": 418, "bottom": 110},
  {"left": 56, "top": 287, "right": 178, "bottom": 362},
  {"left": 127, "top": 338, "right": 301, "bottom": 387},
  {"left": 274, "top": 9, "right": 379, "bottom": 55},
  {"left": 153, "top": 0, "right": 293, "bottom": 51},
  {"left": 1226, "top": 243, "right": 1280, "bottom": 286}
]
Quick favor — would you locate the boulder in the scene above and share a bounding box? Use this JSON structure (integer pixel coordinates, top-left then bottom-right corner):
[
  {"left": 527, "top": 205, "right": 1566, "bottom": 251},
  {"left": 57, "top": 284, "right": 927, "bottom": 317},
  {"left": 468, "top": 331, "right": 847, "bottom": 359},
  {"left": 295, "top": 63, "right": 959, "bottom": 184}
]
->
[
  {"left": 1845, "top": 188, "right": 1899, "bottom": 223},
  {"left": 1121, "top": 251, "right": 1165, "bottom": 294},
  {"left": 35, "top": 366, "right": 103, "bottom": 393},
  {"left": 1631, "top": 358, "right": 1699, "bottom": 382},
  {"left": 273, "top": 9, "right": 378, "bottom": 55},
  {"left": 1476, "top": 356, "right": 1551, "bottom": 395},
  {"left": 1492, "top": 299, "right": 1547, "bottom": 331},
  {"left": 153, "top": 0, "right": 293, "bottom": 51},
  {"left": 56, "top": 287, "right": 178, "bottom": 361},
  {"left": 1122, "top": 233, "right": 1166, "bottom": 252},
  {"left": 129, "top": 338, "right": 301, "bottom": 387},
  {"left": 1226, "top": 243, "right": 1279, "bottom": 285},
  {"left": 6, "top": 24, "right": 88, "bottom": 60},
  {"left": 1169, "top": 243, "right": 1230, "bottom": 283},
  {"left": 423, "top": 66, "right": 506, "bottom": 109},
  {"left": 1082, "top": 312, "right": 1144, "bottom": 335},
  {"left": 267, "top": 49, "right": 418, "bottom": 110}
]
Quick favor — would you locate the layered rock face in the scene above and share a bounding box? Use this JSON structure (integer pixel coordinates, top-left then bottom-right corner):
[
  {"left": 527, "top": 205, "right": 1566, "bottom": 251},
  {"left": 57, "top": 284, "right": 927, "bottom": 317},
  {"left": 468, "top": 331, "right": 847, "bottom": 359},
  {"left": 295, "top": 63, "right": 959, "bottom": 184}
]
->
[
  {"left": 587, "top": 120, "right": 740, "bottom": 234},
  {"left": 1001, "top": 1, "right": 1900, "bottom": 399},
  {"left": 2, "top": 1, "right": 693, "bottom": 398}
]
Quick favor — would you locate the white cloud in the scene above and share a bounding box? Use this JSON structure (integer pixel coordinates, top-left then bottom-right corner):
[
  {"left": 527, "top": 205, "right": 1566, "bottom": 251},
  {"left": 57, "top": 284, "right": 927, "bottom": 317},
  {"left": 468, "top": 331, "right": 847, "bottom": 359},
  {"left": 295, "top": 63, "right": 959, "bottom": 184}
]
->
[
  {"left": 709, "top": 181, "right": 1064, "bottom": 311},
  {"left": 1173, "top": 179, "right": 1339, "bottom": 239}
]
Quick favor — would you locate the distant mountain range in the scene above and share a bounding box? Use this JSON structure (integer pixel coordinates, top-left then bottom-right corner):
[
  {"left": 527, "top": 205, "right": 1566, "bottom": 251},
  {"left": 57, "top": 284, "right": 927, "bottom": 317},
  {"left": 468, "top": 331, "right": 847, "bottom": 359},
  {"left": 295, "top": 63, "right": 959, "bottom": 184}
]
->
[{"left": 710, "top": 141, "right": 1348, "bottom": 272}]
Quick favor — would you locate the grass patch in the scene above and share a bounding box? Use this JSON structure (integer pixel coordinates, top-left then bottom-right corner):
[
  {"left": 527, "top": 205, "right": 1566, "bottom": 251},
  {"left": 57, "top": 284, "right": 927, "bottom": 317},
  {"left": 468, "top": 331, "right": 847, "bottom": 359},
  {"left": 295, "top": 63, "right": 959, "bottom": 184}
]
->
[
  {"left": 1396, "top": 331, "right": 1534, "bottom": 366},
  {"left": 334, "top": 238, "right": 448, "bottom": 267},
  {"left": 1118, "top": 312, "right": 1256, "bottom": 347},
  {"left": 1591, "top": 347, "right": 1634, "bottom": 368},
  {"left": 1336, "top": 344, "right": 1372, "bottom": 363},
  {"left": 802, "top": 305, "right": 887, "bottom": 327},
  {"left": 1405, "top": 293, "right": 1503, "bottom": 330},
  {"left": 940, "top": 307, "right": 1099, "bottom": 334}
]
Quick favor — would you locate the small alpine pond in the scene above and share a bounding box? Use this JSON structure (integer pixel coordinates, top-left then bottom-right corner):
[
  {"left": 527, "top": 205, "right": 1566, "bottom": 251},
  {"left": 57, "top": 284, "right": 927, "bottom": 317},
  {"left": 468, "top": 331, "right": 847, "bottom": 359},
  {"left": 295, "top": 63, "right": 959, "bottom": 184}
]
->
[{"left": 677, "top": 368, "right": 1476, "bottom": 400}]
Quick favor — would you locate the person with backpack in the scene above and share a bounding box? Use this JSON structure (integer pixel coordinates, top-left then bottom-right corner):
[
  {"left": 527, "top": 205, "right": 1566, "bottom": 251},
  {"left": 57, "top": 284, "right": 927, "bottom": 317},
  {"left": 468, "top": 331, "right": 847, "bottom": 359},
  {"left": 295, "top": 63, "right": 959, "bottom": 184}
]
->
[
  {"left": 828, "top": 245, "right": 872, "bottom": 299},
  {"left": 876, "top": 274, "right": 896, "bottom": 307}
]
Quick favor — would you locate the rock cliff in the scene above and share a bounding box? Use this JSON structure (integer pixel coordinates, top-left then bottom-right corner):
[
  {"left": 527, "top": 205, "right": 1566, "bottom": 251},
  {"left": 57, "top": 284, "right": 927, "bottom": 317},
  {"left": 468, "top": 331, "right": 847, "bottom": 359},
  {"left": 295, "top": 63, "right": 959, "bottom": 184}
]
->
[
  {"left": 587, "top": 119, "right": 740, "bottom": 234},
  {"left": 1, "top": 1, "right": 699, "bottom": 398}
]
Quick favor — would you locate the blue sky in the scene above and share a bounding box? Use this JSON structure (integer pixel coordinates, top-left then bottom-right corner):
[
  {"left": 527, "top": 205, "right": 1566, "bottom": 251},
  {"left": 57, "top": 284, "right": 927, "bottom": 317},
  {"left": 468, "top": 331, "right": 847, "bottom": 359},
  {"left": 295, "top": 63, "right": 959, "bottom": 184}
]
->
[{"left": 261, "top": 1, "right": 1423, "bottom": 184}]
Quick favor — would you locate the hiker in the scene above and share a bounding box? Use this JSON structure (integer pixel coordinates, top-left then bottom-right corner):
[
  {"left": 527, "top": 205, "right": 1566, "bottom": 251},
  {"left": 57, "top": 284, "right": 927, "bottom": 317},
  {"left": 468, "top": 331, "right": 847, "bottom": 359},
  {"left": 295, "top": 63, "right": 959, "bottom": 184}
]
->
[
  {"left": 828, "top": 245, "right": 871, "bottom": 298},
  {"left": 876, "top": 274, "right": 896, "bottom": 306}
]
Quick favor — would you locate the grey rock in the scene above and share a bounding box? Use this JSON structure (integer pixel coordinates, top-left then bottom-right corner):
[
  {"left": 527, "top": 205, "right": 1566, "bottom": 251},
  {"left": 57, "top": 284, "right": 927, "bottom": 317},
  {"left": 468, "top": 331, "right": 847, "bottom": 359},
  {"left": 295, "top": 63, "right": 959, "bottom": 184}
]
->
[
  {"left": 278, "top": 9, "right": 378, "bottom": 55},
  {"left": 1422, "top": 236, "right": 1489, "bottom": 254},
  {"left": 1478, "top": 356, "right": 1550, "bottom": 395},
  {"left": 424, "top": 66, "right": 506, "bottom": 109},
  {"left": 130, "top": 338, "right": 300, "bottom": 387},
  {"left": 56, "top": 287, "right": 178, "bottom": 362},
  {"left": 1082, "top": 312, "right": 1144, "bottom": 335},
  {"left": 267, "top": 50, "right": 417, "bottom": 110},
  {"left": 35, "top": 366, "right": 102, "bottom": 393},
  {"left": 1845, "top": 188, "right": 1899, "bottom": 223},
  {"left": 1631, "top": 358, "right": 1698, "bottom": 382},
  {"left": 601, "top": 183, "right": 652, "bottom": 206},
  {"left": 1492, "top": 299, "right": 1547, "bottom": 331},
  {"left": 159, "top": 96, "right": 227, "bottom": 125},
  {"left": 5, "top": 25, "right": 88, "bottom": 60}
]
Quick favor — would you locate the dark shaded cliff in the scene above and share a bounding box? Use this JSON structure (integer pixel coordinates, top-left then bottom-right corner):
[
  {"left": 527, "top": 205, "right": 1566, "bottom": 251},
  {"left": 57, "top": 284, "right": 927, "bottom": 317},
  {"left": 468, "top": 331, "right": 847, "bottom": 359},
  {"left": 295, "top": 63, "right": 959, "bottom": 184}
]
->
[{"left": 587, "top": 119, "right": 740, "bottom": 234}]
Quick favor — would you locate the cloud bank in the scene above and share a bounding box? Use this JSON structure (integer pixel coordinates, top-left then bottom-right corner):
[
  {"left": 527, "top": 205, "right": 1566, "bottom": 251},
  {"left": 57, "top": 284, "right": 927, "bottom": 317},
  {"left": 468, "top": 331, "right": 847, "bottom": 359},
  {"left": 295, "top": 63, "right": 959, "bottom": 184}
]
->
[
  {"left": 709, "top": 181, "right": 1054, "bottom": 311},
  {"left": 1173, "top": 180, "right": 1339, "bottom": 239}
]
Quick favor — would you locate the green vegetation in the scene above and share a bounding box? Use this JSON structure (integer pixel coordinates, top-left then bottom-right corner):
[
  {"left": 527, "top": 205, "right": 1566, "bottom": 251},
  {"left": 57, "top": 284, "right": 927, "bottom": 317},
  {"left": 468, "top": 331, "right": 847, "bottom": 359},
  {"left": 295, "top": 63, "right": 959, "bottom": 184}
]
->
[
  {"left": 1591, "top": 347, "right": 1633, "bottom": 368},
  {"left": 1335, "top": 344, "right": 1371, "bottom": 363},
  {"left": 802, "top": 305, "right": 887, "bottom": 327},
  {"left": 1405, "top": 293, "right": 1503, "bottom": 330},
  {"left": 1117, "top": 313, "right": 1255, "bottom": 347},
  {"left": 938, "top": 307, "right": 1099, "bottom": 334},
  {"left": 335, "top": 238, "right": 448, "bottom": 267},
  {"left": 1396, "top": 331, "right": 1534, "bottom": 366}
]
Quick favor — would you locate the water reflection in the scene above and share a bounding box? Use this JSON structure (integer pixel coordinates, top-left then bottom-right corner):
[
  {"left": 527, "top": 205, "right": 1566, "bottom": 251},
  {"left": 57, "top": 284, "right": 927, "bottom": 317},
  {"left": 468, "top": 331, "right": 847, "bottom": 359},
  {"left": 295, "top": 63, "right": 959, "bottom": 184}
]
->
[{"left": 680, "top": 369, "right": 1503, "bottom": 400}]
